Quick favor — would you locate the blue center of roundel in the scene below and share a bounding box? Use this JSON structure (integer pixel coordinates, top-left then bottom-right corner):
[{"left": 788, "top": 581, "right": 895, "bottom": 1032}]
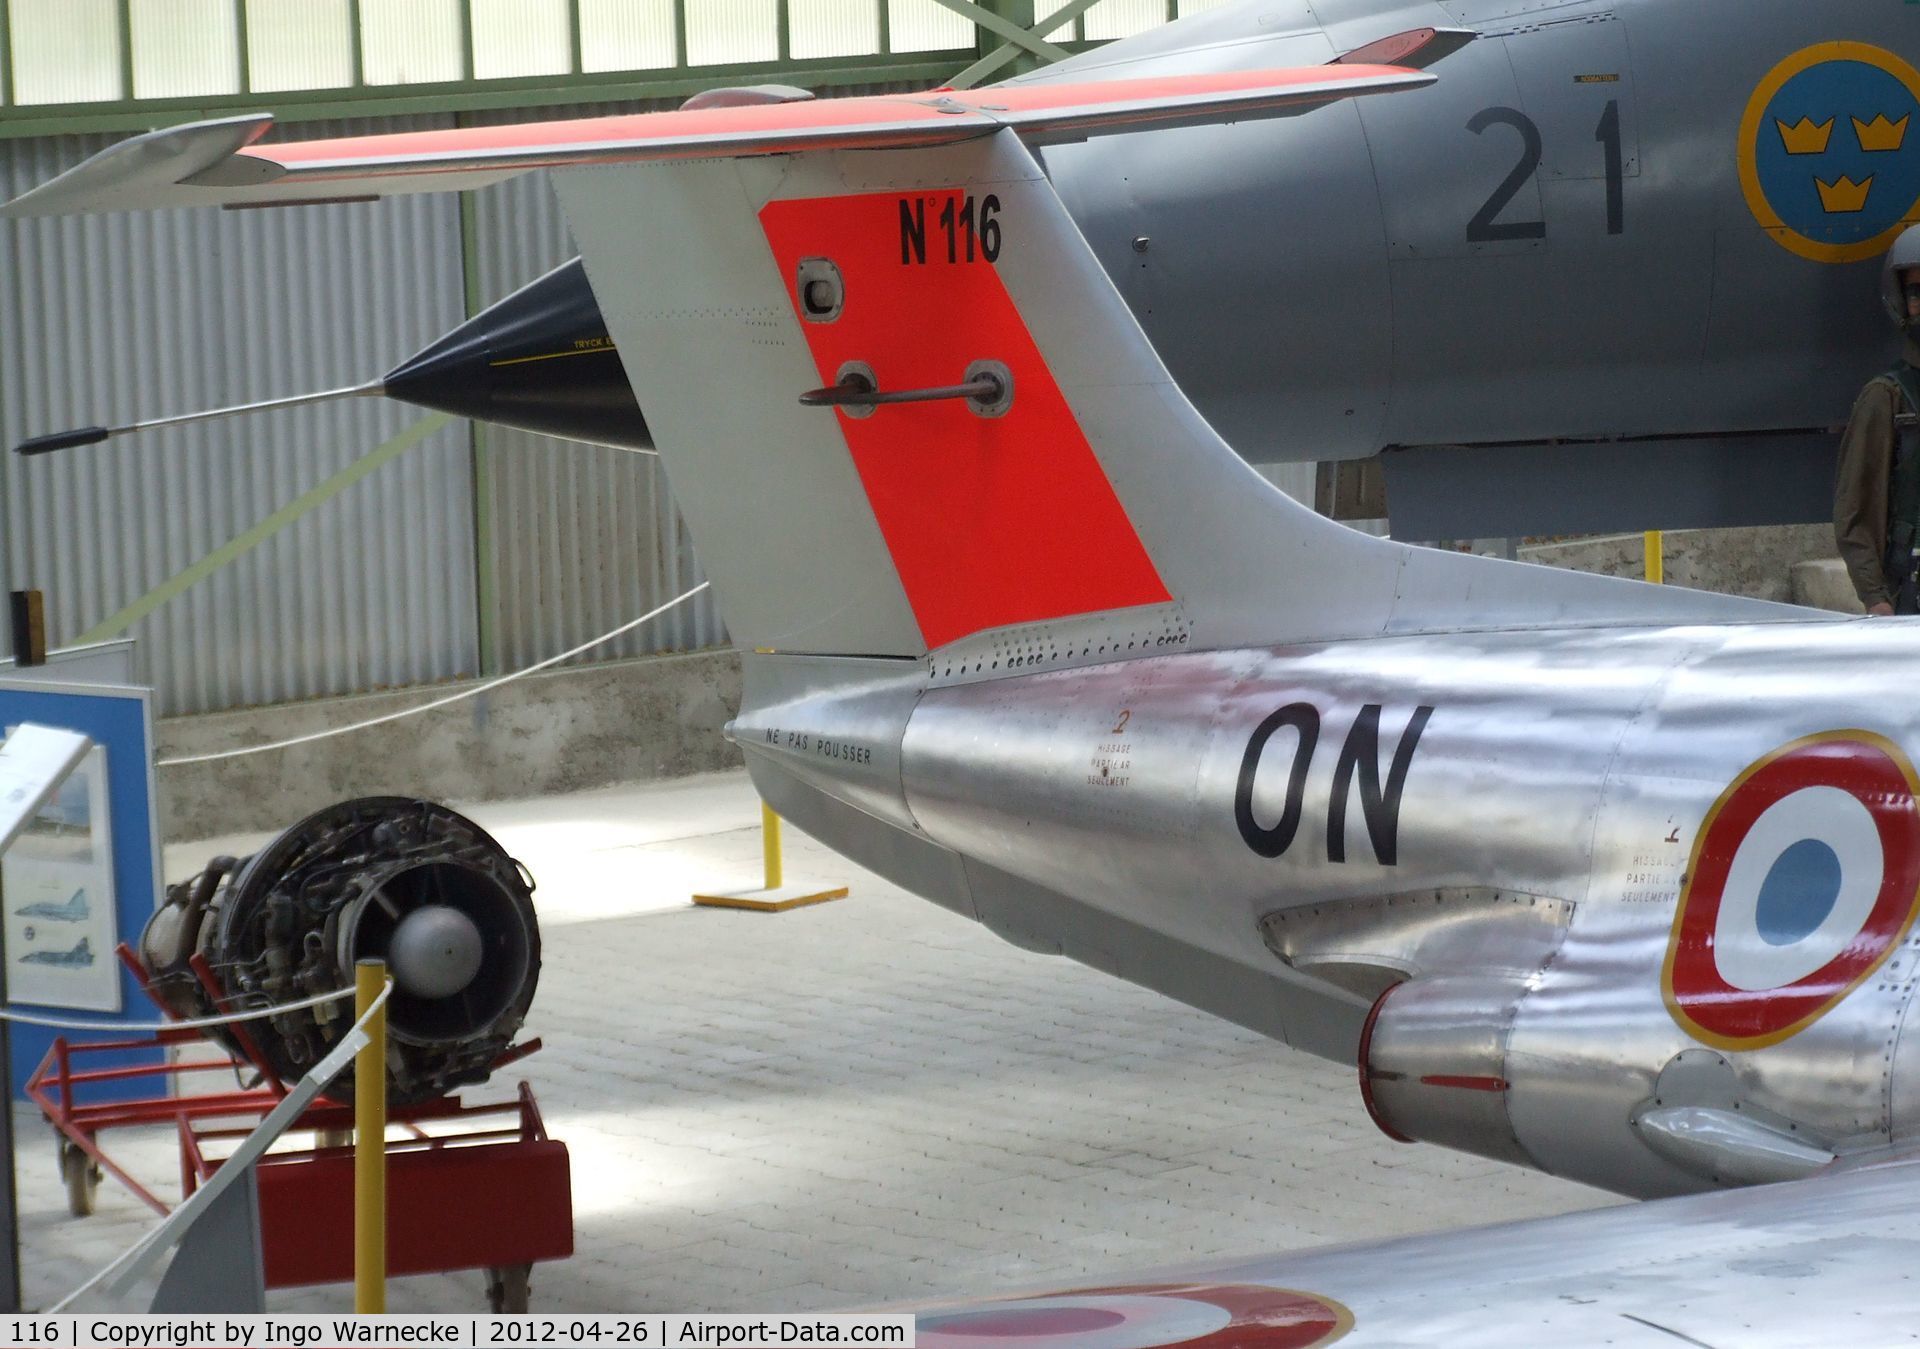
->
[
  {"left": 1755, "top": 58, "right": 1920, "bottom": 245},
  {"left": 1755, "top": 839, "right": 1843, "bottom": 946}
]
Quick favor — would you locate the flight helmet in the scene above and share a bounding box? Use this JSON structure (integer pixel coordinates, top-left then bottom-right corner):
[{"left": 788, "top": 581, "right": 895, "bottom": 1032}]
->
[{"left": 1882, "top": 225, "right": 1920, "bottom": 329}]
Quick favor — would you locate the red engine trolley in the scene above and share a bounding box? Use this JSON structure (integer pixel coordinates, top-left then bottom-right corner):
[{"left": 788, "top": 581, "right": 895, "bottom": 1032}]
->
[{"left": 24, "top": 945, "right": 572, "bottom": 1311}]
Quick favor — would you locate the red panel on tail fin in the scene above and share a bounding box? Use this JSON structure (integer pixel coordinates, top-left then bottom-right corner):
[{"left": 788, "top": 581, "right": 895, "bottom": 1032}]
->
[{"left": 760, "top": 191, "right": 1171, "bottom": 650}]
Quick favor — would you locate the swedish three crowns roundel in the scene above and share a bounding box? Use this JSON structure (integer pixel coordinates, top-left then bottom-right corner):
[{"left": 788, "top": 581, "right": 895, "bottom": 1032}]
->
[
  {"left": 1664, "top": 731, "right": 1920, "bottom": 1050},
  {"left": 1740, "top": 42, "right": 1920, "bottom": 263}
]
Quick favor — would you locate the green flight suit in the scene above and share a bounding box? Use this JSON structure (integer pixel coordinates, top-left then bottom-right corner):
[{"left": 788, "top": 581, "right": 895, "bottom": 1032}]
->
[{"left": 1834, "top": 340, "right": 1920, "bottom": 611}]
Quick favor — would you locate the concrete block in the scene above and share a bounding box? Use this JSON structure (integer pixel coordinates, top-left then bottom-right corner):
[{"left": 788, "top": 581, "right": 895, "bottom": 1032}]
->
[
  {"left": 1518, "top": 523, "right": 1837, "bottom": 603},
  {"left": 1792, "top": 557, "right": 1869, "bottom": 614},
  {"left": 155, "top": 647, "right": 743, "bottom": 841}
]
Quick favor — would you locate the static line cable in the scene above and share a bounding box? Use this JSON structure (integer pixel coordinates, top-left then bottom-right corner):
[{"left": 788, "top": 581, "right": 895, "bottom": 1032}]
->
[
  {"left": 158, "top": 580, "right": 712, "bottom": 767},
  {"left": 0, "top": 983, "right": 352, "bottom": 1033}
]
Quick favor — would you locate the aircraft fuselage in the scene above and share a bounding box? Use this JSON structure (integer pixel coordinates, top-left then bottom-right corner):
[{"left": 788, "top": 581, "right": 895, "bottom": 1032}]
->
[
  {"left": 738, "top": 616, "right": 1920, "bottom": 1198},
  {"left": 1045, "top": 0, "right": 1920, "bottom": 532}
]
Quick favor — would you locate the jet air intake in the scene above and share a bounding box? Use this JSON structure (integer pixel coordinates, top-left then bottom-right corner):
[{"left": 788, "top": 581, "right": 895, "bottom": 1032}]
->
[
  {"left": 13, "top": 257, "right": 653, "bottom": 456},
  {"left": 139, "top": 796, "right": 541, "bottom": 1105}
]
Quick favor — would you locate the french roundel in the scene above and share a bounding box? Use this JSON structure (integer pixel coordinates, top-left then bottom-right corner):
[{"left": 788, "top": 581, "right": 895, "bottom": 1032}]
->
[
  {"left": 916, "top": 1282, "right": 1352, "bottom": 1349},
  {"left": 1664, "top": 731, "right": 1920, "bottom": 1050}
]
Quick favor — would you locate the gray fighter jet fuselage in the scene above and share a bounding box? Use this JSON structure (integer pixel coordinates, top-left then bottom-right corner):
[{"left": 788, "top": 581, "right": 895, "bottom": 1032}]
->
[
  {"left": 21, "top": 937, "right": 93, "bottom": 968},
  {"left": 18, "top": 888, "right": 89, "bottom": 922},
  {"left": 332, "top": 0, "right": 1916, "bottom": 539},
  {"left": 1036, "top": 0, "right": 1918, "bottom": 536}
]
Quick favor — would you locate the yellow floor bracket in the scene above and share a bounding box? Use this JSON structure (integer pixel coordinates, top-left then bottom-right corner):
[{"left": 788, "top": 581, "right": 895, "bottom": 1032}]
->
[{"left": 693, "top": 802, "right": 849, "bottom": 912}]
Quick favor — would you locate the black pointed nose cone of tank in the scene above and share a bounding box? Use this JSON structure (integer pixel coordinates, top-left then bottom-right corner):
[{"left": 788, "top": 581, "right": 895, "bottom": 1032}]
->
[{"left": 382, "top": 257, "right": 654, "bottom": 451}]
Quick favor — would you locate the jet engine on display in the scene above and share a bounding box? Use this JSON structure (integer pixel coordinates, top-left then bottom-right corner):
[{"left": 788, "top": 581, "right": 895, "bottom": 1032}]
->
[{"left": 138, "top": 797, "right": 541, "bottom": 1105}]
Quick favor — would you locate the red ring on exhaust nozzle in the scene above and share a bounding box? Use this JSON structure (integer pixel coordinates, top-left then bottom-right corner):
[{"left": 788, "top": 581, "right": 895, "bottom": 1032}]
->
[{"left": 1357, "top": 981, "right": 1414, "bottom": 1144}]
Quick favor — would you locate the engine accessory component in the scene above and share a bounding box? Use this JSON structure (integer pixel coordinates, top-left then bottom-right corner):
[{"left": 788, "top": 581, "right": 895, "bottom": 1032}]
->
[{"left": 140, "top": 797, "right": 539, "bottom": 1105}]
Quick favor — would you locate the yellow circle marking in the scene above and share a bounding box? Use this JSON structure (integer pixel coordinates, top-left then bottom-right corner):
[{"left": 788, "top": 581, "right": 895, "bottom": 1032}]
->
[
  {"left": 1738, "top": 41, "right": 1920, "bottom": 264},
  {"left": 1317, "top": 1294, "right": 1357, "bottom": 1346}
]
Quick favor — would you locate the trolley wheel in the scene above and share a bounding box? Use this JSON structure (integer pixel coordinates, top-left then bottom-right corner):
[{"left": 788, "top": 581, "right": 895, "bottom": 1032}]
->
[
  {"left": 59, "top": 1142, "right": 100, "bottom": 1218},
  {"left": 486, "top": 1263, "right": 532, "bottom": 1314}
]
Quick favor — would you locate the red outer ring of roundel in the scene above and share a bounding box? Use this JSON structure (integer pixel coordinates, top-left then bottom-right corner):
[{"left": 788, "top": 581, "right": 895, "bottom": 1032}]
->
[
  {"left": 1663, "top": 730, "right": 1920, "bottom": 1050},
  {"left": 919, "top": 1283, "right": 1353, "bottom": 1347},
  {"left": 1071, "top": 1283, "right": 1352, "bottom": 1347}
]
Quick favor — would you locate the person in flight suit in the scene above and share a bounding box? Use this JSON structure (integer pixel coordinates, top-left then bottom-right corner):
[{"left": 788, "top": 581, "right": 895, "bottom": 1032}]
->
[{"left": 1836, "top": 229, "right": 1920, "bottom": 615}]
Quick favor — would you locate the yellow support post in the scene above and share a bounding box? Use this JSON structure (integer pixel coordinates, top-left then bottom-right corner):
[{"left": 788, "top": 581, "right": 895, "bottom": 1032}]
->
[
  {"left": 1644, "top": 531, "right": 1664, "bottom": 585},
  {"left": 354, "top": 959, "right": 387, "bottom": 1315},
  {"left": 762, "top": 800, "right": 784, "bottom": 891},
  {"left": 692, "top": 799, "right": 847, "bottom": 913}
]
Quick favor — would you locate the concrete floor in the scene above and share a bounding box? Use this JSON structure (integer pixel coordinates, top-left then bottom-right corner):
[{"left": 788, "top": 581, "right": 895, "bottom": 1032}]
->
[{"left": 14, "top": 770, "right": 1617, "bottom": 1313}]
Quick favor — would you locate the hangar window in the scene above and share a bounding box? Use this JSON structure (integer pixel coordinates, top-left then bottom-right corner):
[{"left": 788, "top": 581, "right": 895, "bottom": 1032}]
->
[
  {"left": 0, "top": 0, "right": 1214, "bottom": 112},
  {"left": 471, "top": 0, "right": 571, "bottom": 80},
  {"left": 791, "top": 0, "right": 880, "bottom": 61},
  {"left": 8, "top": 0, "right": 120, "bottom": 104},
  {"left": 1083, "top": 0, "right": 1167, "bottom": 41},
  {"left": 578, "top": 0, "right": 677, "bottom": 75},
  {"left": 686, "top": 0, "right": 778, "bottom": 66},
  {"left": 358, "top": 0, "right": 464, "bottom": 86},
  {"left": 131, "top": 0, "right": 240, "bottom": 97},
  {"left": 889, "top": 0, "right": 973, "bottom": 54},
  {"left": 245, "top": 0, "right": 354, "bottom": 93}
]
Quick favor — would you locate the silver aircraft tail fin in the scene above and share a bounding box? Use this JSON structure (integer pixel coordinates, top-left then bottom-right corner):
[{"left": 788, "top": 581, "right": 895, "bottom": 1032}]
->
[{"left": 555, "top": 129, "right": 1813, "bottom": 663}]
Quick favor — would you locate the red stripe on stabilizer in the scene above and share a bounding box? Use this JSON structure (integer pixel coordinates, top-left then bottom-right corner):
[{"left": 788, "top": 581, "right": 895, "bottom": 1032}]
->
[
  {"left": 251, "top": 67, "right": 1419, "bottom": 170},
  {"left": 254, "top": 98, "right": 972, "bottom": 167},
  {"left": 1419, "top": 1074, "right": 1511, "bottom": 1093},
  {"left": 760, "top": 190, "right": 1170, "bottom": 650}
]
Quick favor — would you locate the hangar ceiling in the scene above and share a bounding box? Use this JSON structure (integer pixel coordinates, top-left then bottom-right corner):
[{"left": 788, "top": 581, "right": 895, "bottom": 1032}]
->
[{"left": 0, "top": 0, "right": 1234, "bottom": 133}]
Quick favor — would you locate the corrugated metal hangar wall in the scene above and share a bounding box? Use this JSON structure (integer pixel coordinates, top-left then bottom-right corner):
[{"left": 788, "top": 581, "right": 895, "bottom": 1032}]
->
[
  {"left": 2, "top": 122, "right": 488, "bottom": 715},
  {"left": 0, "top": 1, "right": 1225, "bottom": 717},
  {"left": 1, "top": 111, "right": 740, "bottom": 716}
]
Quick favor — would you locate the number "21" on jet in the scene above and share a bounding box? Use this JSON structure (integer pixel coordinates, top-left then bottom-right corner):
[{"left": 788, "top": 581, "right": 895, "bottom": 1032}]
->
[
  {"left": 900, "top": 194, "right": 1003, "bottom": 265},
  {"left": 1467, "top": 100, "right": 1625, "bottom": 242}
]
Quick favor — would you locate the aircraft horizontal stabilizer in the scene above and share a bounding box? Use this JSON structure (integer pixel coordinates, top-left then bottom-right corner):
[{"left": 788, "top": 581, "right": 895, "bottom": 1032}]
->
[{"left": 0, "top": 67, "right": 1433, "bottom": 217}]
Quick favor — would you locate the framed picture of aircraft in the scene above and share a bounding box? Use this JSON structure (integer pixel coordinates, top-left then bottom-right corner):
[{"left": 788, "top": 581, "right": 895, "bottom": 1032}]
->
[
  {"left": 0, "top": 741, "right": 116, "bottom": 1013},
  {"left": 0, "top": 680, "right": 163, "bottom": 1028}
]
